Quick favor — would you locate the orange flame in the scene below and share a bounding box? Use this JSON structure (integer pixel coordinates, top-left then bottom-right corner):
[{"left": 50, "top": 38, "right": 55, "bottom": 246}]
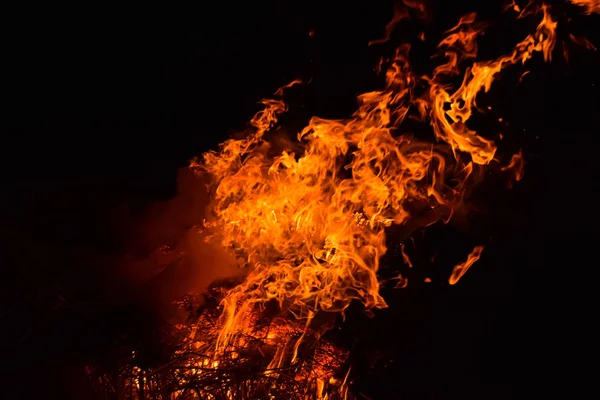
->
[
  {"left": 428, "top": 4, "right": 556, "bottom": 165},
  {"left": 193, "top": 3, "right": 559, "bottom": 356},
  {"left": 399, "top": 242, "right": 413, "bottom": 268},
  {"left": 369, "top": 0, "right": 427, "bottom": 46},
  {"left": 501, "top": 149, "right": 525, "bottom": 184},
  {"left": 449, "top": 245, "right": 485, "bottom": 285},
  {"left": 99, "top": 3, "right": 600, "bottom": 398},
  {"left": 569, "top": 0, "right": 600, "bottom": 15}
]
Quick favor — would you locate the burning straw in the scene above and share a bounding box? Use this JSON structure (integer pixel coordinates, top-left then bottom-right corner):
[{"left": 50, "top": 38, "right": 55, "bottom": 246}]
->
[{"left": 86, "top": 289, "right": 350, "bottom": 400}]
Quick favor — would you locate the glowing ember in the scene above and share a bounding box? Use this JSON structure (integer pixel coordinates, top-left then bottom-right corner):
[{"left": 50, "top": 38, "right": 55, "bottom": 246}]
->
[{"left": 87, "top": 291, "right": 350, "bottom": 399}]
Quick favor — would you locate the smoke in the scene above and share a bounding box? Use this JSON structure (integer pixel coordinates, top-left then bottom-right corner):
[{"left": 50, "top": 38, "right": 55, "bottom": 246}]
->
[{"left": 115, "top": 167, "right": 242, "bottom": 318}]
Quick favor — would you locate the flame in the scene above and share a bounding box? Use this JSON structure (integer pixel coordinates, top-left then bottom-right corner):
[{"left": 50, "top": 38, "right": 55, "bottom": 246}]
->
[
  {"left": 399, "top": 242, "right": 413, "bottom": 268},
  {"left": 368, "top": 0, "right": 427, "bottom": 46},
  {"left": 81, "top": 2, "right": 600, "bottom": 398},
  {"left": 501, "top": 149, "right": 525, "bottom": 184},
  {"left": 449, "top": 245, "right": 485, "bottom": 285},
  {"left": 568, "top": 33, "right": 597, "bottom": 51},
  {"left": 196, "top": 3, "right": 558, "bottom": 355},
  {"left": 569, "top": 0, "right": 600, "bottom": 14},
  {"left": 429, "top": 4, "right": 557, "bottom": 166},
  {"left": 95, "top": 1, "right": 595, "bottom": 398}
]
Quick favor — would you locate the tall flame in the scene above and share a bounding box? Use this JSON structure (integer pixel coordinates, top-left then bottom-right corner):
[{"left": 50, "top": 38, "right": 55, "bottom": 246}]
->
[{"left": 193, "top": 2, "right": 559, "bottom": 356}]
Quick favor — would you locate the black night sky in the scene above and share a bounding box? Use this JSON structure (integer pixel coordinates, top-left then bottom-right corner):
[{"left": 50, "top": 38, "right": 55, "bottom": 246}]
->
[{"left": 2, "top": 1, "right": 598, "bottom": 398}]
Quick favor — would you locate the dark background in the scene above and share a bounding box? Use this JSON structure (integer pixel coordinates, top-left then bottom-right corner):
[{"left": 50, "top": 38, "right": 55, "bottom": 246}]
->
[{"left": 2, "top": 0, "right": 597, "bottom": 398}]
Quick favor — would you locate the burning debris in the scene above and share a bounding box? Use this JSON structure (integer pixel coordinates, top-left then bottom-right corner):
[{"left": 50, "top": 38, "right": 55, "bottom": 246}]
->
[
  {"left": 86, "top": 289, "right": 350, "bottom": 400},
  {"left": 83, "top": 1, "right": 596, "bottom": 398}
]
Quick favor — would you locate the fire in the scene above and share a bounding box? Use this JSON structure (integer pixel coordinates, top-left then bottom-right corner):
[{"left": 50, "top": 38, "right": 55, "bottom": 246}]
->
[
  {"left": 569, "top": 0, "right": 600, "bottom": 15},
  {"left": 449, "top": 245, "right": 485, "bottom": 285},
  {"left": 501, "top": 150, "right": 525, "bottom": 184},
  {"left": 89, "top": 1, "right": 598, "bottom": 399},
  {"left": 196, "top": 1, "right": 558, "bottom": 358}
]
